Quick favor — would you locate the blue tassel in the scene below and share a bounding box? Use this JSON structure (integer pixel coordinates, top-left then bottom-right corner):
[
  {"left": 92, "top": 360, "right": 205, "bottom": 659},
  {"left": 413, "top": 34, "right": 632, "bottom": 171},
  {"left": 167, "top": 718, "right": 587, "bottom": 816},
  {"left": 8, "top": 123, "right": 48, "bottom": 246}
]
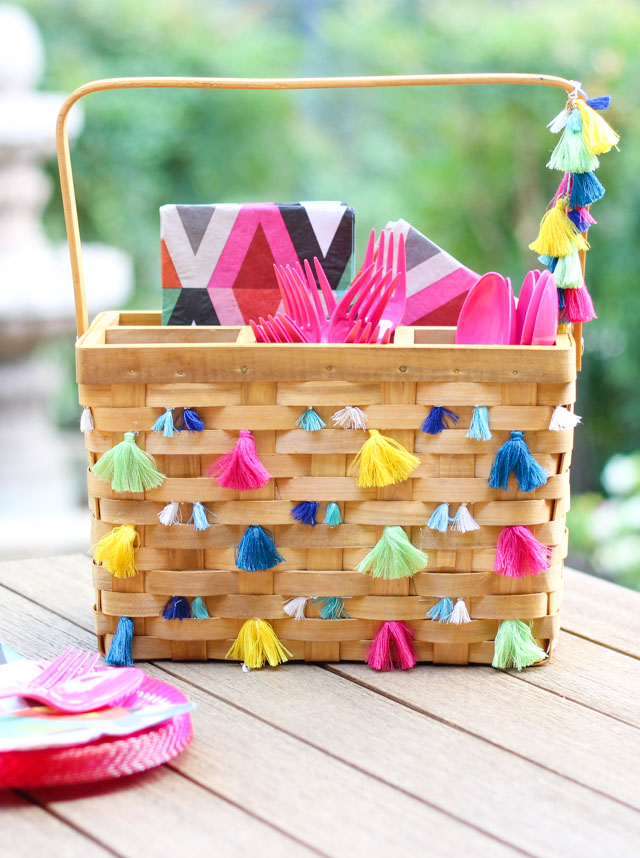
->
[
  {"left": 105, "top": 616, "right": 134, "bottom": 666},
  {"left": 427, "top": 597, "right": 454, "bottom": 622},
  {"left": 176, "top": 408, "right": 205, "bottom": 432},
  {"left": 428, "top": 502, "right": 450, "bottom": 533},
  {"left": 570, "top": 172, "right": 605, "bottom": 208},
  {"left": 151, "top": 408, "right": 175, "bottom": 437},
  {"left": 191, "top": 596, "right": 210, "bottom": 618},
  {"left": 558, "top": 288, "right": 566, "bottom": 310},
  {"left": 421, "top": 406, "right": 459, "bottom": 435},
  {"left": 568, "top": 208, "right": 593, "bottom": 233},
  {"left": 313, "top": 597, "right": 350, "bottom": 619},
  {"left": 566, "top": 109, "right": 582, "bottom": 132},
  {"left": 291, "top": 501, "right": 318, "bottom": 526},
  {"left": 467, "top": 405, "right": 492, "bottom": 441},
  {"left": 538, "top": 254, "right": 554, "bottom": 267},
  {"left": 162, "top": 596, "right": 191, "bottom": 620},
  {"left": 235, "top": 525, "right": 284, "bottom": 571},
  {"left": 296, "top": 407, "right": 325, "bottom": 431},
  {"left": 488, "top": 430, "right": 548, "bottom": 493},
  {"left": 324, "top": 502, "right": 342, "bottom": 527},
  {"left": 586, "top": 95, "right": 610, "bottom": 111},
  {"left": 189, "top": 501, "right": 211, "bottom": 531}
]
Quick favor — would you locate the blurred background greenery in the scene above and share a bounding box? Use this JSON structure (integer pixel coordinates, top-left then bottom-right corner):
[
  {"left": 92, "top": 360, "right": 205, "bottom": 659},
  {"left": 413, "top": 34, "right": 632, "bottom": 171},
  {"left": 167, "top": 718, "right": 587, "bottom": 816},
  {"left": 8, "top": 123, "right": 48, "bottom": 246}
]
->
[{"left": 13, "top": 0, "right": 640, "bottom": 584}]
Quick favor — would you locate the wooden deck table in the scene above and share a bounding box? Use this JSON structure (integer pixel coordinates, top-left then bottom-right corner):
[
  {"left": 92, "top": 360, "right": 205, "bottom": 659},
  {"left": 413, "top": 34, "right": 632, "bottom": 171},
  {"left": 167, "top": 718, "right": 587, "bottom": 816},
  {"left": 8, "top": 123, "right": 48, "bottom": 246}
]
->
[{"left": 1, "top": 555, "right": 639, "bottom": 858}]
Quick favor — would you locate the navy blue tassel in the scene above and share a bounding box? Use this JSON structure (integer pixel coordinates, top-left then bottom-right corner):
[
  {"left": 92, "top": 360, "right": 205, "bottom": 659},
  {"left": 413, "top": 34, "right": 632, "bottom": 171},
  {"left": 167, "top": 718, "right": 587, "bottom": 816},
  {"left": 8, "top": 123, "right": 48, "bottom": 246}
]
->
[
  {"left": 105, "top": 616, "right": 134, "bottom": 666},
  {"left": 235, "top": 525, "right": 284, "bottom": 571},
  {"left": 558, "top": 288, "right": 566, "bottom": 310},
  {"left": 162, "top": 596, "right": 191, "bottom": 620},
  {"left": 176, "top": 408, "right": 205, "bottom": 432},
  {"left": 421, "top": 406, "right": 459, "bottom": 435},
  {"left": 586, "top": 95, "right": 611, "bottom": 110},
  {"left": 290, "top": 501, "right": 318, "bottom": 526},
  {"left": 570, "top": 172, "right": 605, "bottom": 208},
  {"left": 488, "top": 431, "right": 548, "bottom": 493}
]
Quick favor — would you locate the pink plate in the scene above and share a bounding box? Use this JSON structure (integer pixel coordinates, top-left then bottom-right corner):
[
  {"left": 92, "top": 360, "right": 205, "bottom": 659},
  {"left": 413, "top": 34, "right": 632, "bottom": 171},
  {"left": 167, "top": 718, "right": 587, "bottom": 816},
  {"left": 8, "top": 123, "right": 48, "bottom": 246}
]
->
[
  {"left": 531, "top": 275, "right": 558, "bottom": 345},
  {"left": 516, "top": 270, "right": 542, "bottom": 343},
  {"left": 455, "top": 272, "right": 513, "bottom": 345}
]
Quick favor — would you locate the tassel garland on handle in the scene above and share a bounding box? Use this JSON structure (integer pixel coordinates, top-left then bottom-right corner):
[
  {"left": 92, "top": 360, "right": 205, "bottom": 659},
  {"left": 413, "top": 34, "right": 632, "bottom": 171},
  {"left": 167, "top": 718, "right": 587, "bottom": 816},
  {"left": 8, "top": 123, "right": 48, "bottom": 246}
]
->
[
  {"left": 427, "top": 503, "right": 450, "bottom": 533},
  {"left": 366, "top": 621, "right": 416, "bottom": 671},
  {"left": 105, "top": 616, "right": 134, "bottom": 667},
  {"left": 494, "top": 526, "right": 552, "bottom": 578},
  {"left": 162, "top": 596, "right": 191, "bottom": 620},
  {"left": 226, "top": 618, "right": 292, "bottom": 669},
  {"left": 91, "top": 525, "right": 139, "bottom": 579},
  {"left": 158, "top": 501, "right": 181, "bottom": 527},
  {"left": 296, "top": 407, "right": 325, "bottom": 431},
  {"left": 283, "top": 596, "right": 308, "bottom": 620},
  {"left": 492, "top": 619, "right": 547, "bottom": 670},
  {"left": 191, "top": 597, "right": 210, "bottom": 618},
  {"left": 323, "top": 502, "right": 342, "bottom": 527},
  {"left": 450, "top": 503, "right": 480, "bottom": 533},
  {"left": 207, "top": 430, "right": 271, "bottom": 491},
  {"left": 236, "top": 525, "right": 284, "bottom": 571},
  {"left": 427, "top": 597, "right": 454, "bottom": 622},
  {"left": 331, "top": 406, "right": 368, "bottom": 430},
  {"left": 549, "top": 405, "right": 582, "bottom": 431},
  {"left": 290, "top": 501, "right": 318, "bottom": 527},
  {"left": 92, "top": 432, "right": 165, "bottom": 493},
  {"left": 467, "top": 406, "right": 492, "bottom": 441},
  {"left": 421, "top": 406, "right": 459, "bottom": 435},
  {"left": 189, "top": 502, "right": 213, "bottom": 531},
  {"left": 80, "top": 407, "right": 94, "bottom": 432},
  {"left": 176, "top": 408, "right": 205, "bottom": 432},
  {"left": 151, "top": 408, "right": 175, "bottom": 437},
  {"left": 448, "top": 599, "right": 471, "bottom": 625},
  {"left": 349, "top": 430, "right": 420, "bottom": 488},
  {"left": 488, "top": 431, "right": 548, "bottom": 493},
  {"left": 313, "top": 597, "right": 350, "bottom": 619},
  {"left": 357, "top": 526, "right": 427, "bottom": 579}
]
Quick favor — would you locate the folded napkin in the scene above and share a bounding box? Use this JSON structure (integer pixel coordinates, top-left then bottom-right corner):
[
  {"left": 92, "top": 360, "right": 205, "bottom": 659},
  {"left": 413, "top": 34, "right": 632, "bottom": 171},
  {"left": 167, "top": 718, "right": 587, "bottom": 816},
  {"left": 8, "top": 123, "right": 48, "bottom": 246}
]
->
[
  {"left": 162, "top": 202, "right": 355, "bottom": 325},
  {"left": 384, "top": 219, "right": 479, "bottom": 326}
]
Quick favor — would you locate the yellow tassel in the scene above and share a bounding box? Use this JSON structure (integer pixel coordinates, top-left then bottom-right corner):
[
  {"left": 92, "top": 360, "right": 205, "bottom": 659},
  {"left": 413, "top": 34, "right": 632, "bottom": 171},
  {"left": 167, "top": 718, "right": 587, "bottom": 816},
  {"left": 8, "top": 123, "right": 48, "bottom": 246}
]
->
[
  {"left": 529, "top": 197, "right": 589, "bottom": 258},
  {"left": 91, "top": 525, "right": 139, "bottom": 578},
  {"left": 348, "top": 429, "right": 420, "bottom": 488},
  {"left": 226, "top": 618, "right": 292, "bottom": 669},
  {"left": 575, "top": 100, "right": 619, "bottom": 155}
]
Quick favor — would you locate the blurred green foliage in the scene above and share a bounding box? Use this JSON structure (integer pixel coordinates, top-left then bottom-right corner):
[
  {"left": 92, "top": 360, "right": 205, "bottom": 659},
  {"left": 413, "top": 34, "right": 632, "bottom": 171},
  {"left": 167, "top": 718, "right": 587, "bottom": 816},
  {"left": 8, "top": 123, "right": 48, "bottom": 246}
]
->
[{"left": 20, "top": 0, "right": 640, "bottom": 579}]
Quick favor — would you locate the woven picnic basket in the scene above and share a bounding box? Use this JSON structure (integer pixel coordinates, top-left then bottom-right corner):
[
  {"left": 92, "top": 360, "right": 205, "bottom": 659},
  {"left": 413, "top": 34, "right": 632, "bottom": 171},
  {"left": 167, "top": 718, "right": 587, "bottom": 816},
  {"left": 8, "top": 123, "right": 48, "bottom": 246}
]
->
[{"left": 58, "top": 74, "right": 585, "bottom": 667}]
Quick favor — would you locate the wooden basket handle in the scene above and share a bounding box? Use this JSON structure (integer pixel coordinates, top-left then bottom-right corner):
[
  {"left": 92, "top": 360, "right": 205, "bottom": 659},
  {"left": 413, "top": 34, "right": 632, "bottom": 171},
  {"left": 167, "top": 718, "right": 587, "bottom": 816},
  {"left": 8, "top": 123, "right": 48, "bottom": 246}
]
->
[{"left": 56, "top": 73, "right": 581, "bottom": 354}]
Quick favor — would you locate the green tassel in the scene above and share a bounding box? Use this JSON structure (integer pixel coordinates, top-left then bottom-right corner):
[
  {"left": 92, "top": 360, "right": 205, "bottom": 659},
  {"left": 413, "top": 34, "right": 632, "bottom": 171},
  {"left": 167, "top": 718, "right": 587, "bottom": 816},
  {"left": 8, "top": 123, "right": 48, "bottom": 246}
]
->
[
  {"left": 93, "top": 432, "right": 165, "bottom": 493},
  {"left": 324, "top": 502, "right": 342, "bottom": 527},
  {"left": 546, "top": 126, "right": 600, "bottom": 173},
  {"left": 357, "top": 526, "right": 427, "bottom": 579},
  {"left": 554, "top": 248, "right": 583, "bottom": 289},
  {"left": 492, "top": 620, "right": 547, "bottom": 671},
  {"left": 191, "top": 596, "right": 210, "bottom": 618}
]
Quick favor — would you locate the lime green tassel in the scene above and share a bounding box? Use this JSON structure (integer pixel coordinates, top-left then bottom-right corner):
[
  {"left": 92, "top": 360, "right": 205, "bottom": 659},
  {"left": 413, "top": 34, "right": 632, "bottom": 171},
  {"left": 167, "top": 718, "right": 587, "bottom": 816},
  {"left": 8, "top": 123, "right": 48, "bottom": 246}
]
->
[
  {"left": 492, "top": 619, "right": 547, "bottom": 671},
  {"left": 546, "top": 126, "right": 599, "bottom": 173},
  {"left": 357, "top": 526, "right": 427, "bottom": 579},
  {"left": 93, "top": 432, "right": 165, "bottom": 493},
  {"left": 554, "top": 248, "right": 583, "bottom": 288}
]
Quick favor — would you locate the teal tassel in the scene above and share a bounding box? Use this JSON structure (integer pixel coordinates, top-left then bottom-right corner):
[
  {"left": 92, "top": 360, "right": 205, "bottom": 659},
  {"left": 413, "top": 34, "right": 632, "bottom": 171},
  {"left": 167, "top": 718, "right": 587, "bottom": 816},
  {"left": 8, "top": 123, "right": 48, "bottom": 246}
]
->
[
  {"left": 324, "top": 502, "right": 342, "bottom": 527},
  {"left": 427, "top": 597, "right": 454, "bottom": 622},
  {"left": 488, "top": 431, "right": 548, "bottom": 493},
  {"left": 105, "top": 616, "right": 134, "bottom": 666},
  {"left": 296, "top": 407, "right": 325, "bottom": 431},
  {"left": 151, "top": 408, "right": 175, "bottom": 437},
  {"left": 191, "top": 596, "right": 210, "bottom": 618},
  {"left": 313, "top": 597, "right": 350, "bottom": 619},
  {"left": 467, "top": 406, "right": 492, "bottom": 441},
  {"left": 567, "top": 108, "right": 582, "bottom": 132},
  {"left": 428, "top": 502, "right": 449, "bottom": 533},
  {"left": 236, "top": 525, "right": 284, "bottom": 571}
]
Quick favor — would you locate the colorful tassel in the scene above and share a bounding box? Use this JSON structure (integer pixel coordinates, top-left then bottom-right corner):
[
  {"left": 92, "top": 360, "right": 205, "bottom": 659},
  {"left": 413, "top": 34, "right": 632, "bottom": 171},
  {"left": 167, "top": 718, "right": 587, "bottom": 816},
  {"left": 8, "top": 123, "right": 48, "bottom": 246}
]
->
[
  {"left": 331, "top": 405, "right": 368, "bottom": 430},
  {"left": 207, "top": 430, "right": 271, "bottom": 491},
  {"left": 488, "top": 431, "right": 548, "bottom": 493},
  {"left": 296, "top": 407, "right": 325, "bottom": 431},
  {"left": 91, "top": 524, "right": 139, "bottom": 579},
  {"left": 450, "top": 503, "right": 480, "bottom": 533},
  {"left": 558, "top": 287, "right": 566, "bottom": 310},
  {"left": 421, "top": 406, "right": 459, "bottom": 434},
  {"left": 575, "top": 99, "right": 619, "bottom": 154},
  {"left": 93, "top": 432, "right": 165, "bottom": 493},
  {"left": 189, "top": 501, "right": 212, "bottom": 531},
  {"left": 158, "top": 501, "right": 181, "bottom": 526},
  {"left": 586, "top": 95, "right": 611, "bottom": 111},
  {"left": 546, "top": 107, "right": 569, "bottom": 134},
  {"left": 546, "top": 125, "right": 599, "bottom": 173},
  {"left": 357, "top": 526, "right": 427, "bottom": 579},
  {"left": 567, "top": 206, "right": 597, "bottom": 234},
  {"left": 569, "top": 171, "right": 605, "bottom": 208},
  {"left": 283, "top": 596, "right": 308, "bottom": 620},
  {"left": 225, "top": 618, "right": 292, "bottom": 669},
  {"left": 538, "top": 254, "right": 558, "bottom": 272},
  {"left": 494, "top": 526, "right": 552, "bottom": 577},
  {"left": 554, "top": 249, "right": 583, "bottom": 289},
  {"left": 566, "top": 107, "right": 582, "bottom": 133},
  {"left": 492, "top": 619, "right": 547, "bottom": 670},
  {"left": 324, "top": 502, "right": 342, "bottom": 527},
  {"left": 236, "top": 525, "right": 284, "bottom": 571},
  {"left": 448, "top": 599, "right": 471, "bottom": 625},
  {"left": 564, "top": 284, "right": 597, "bottom": 322},
  {"left": 349, "top": 430, "right": 420, "bottom": 488},
  {"left": 427, "top": 502, "right": 450, "bottom": 533},
  {"left": 176, "top": 407, "right": 205, "bottom": 432},
  {"left": 191, "top": 596, "right": 210, "bottom": 618},
  {"left": 313, "top": 597, "right": 350, "bottom": 619},
  {"left": 105, "top": 616, "right": 134, "bottom": 667},
  {"left": 549, "top": 405, "right": 582, "bottom": 432},
  {"left": 151, "top": 408, "right": 175, "bottom": 437},
  {"left": 366, "top": 621, "right": 416, "bottom": 671},
  {"left": 427, "top": 597, "right": 454, "bottom": 622},
  {"left": 162, "top": 596, "right": 191, "bottom": 620},
  {"left": 80, "top": 407, "right": 94, "bottom": 432},
  {"left": 528, "top": 197, "right": 588, "bottom": 257},
  {"left": 290, "top": 501, "right": 318, "bottom": 527},
  {"left": 467, "top": 405, "right": 491, "bottom": 441}
]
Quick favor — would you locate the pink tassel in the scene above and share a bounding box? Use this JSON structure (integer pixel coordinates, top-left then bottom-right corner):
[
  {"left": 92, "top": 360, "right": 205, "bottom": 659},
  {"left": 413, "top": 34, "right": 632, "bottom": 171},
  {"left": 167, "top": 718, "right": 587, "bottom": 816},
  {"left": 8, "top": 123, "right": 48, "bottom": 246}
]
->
[
  {"left": 494, "top": 526, "right": 552, "bottom": 578},
  {"left": 366, "top": 621, "right": 416, "bottom": 671},
  {"left": 564, "top": 284, "right": 597, "bottom": 323},
  {"left": 549, "top": 172, "right": 570, "bottom": 207},
  {"left": 207, "top": 430, "right": 271, "bottom": 491},
  {"left": 572, "top": 206, "right": 597, "bottom": 228}
]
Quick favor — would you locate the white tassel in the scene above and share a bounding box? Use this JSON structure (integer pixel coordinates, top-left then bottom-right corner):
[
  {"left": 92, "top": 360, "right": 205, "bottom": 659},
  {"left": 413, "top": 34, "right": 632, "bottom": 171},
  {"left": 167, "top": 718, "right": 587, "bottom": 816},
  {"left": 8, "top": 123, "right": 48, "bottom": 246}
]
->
[
  {"left": 549, "top": 405, "right": 582, "bottom": 431},
  {"left": 450, "top": 503, "right": 480, "bottom": 533},
  {"left": 80, "top": 407, "right": 94, "bottom": 432},
  {"left": 158, "top": 501, "right": 181, "bottom": 526},
  {"left": 283, "top": 596, "right": 308, "bottom": 620},
  {"left": 448, "top": 599, "right": 471, "bottom": 625},
  {"left": 331, "top": 406, "right": 368, "bottom": 430},
  {"left": 547, "top": 108, "right": 569, "bottom": 133}
]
